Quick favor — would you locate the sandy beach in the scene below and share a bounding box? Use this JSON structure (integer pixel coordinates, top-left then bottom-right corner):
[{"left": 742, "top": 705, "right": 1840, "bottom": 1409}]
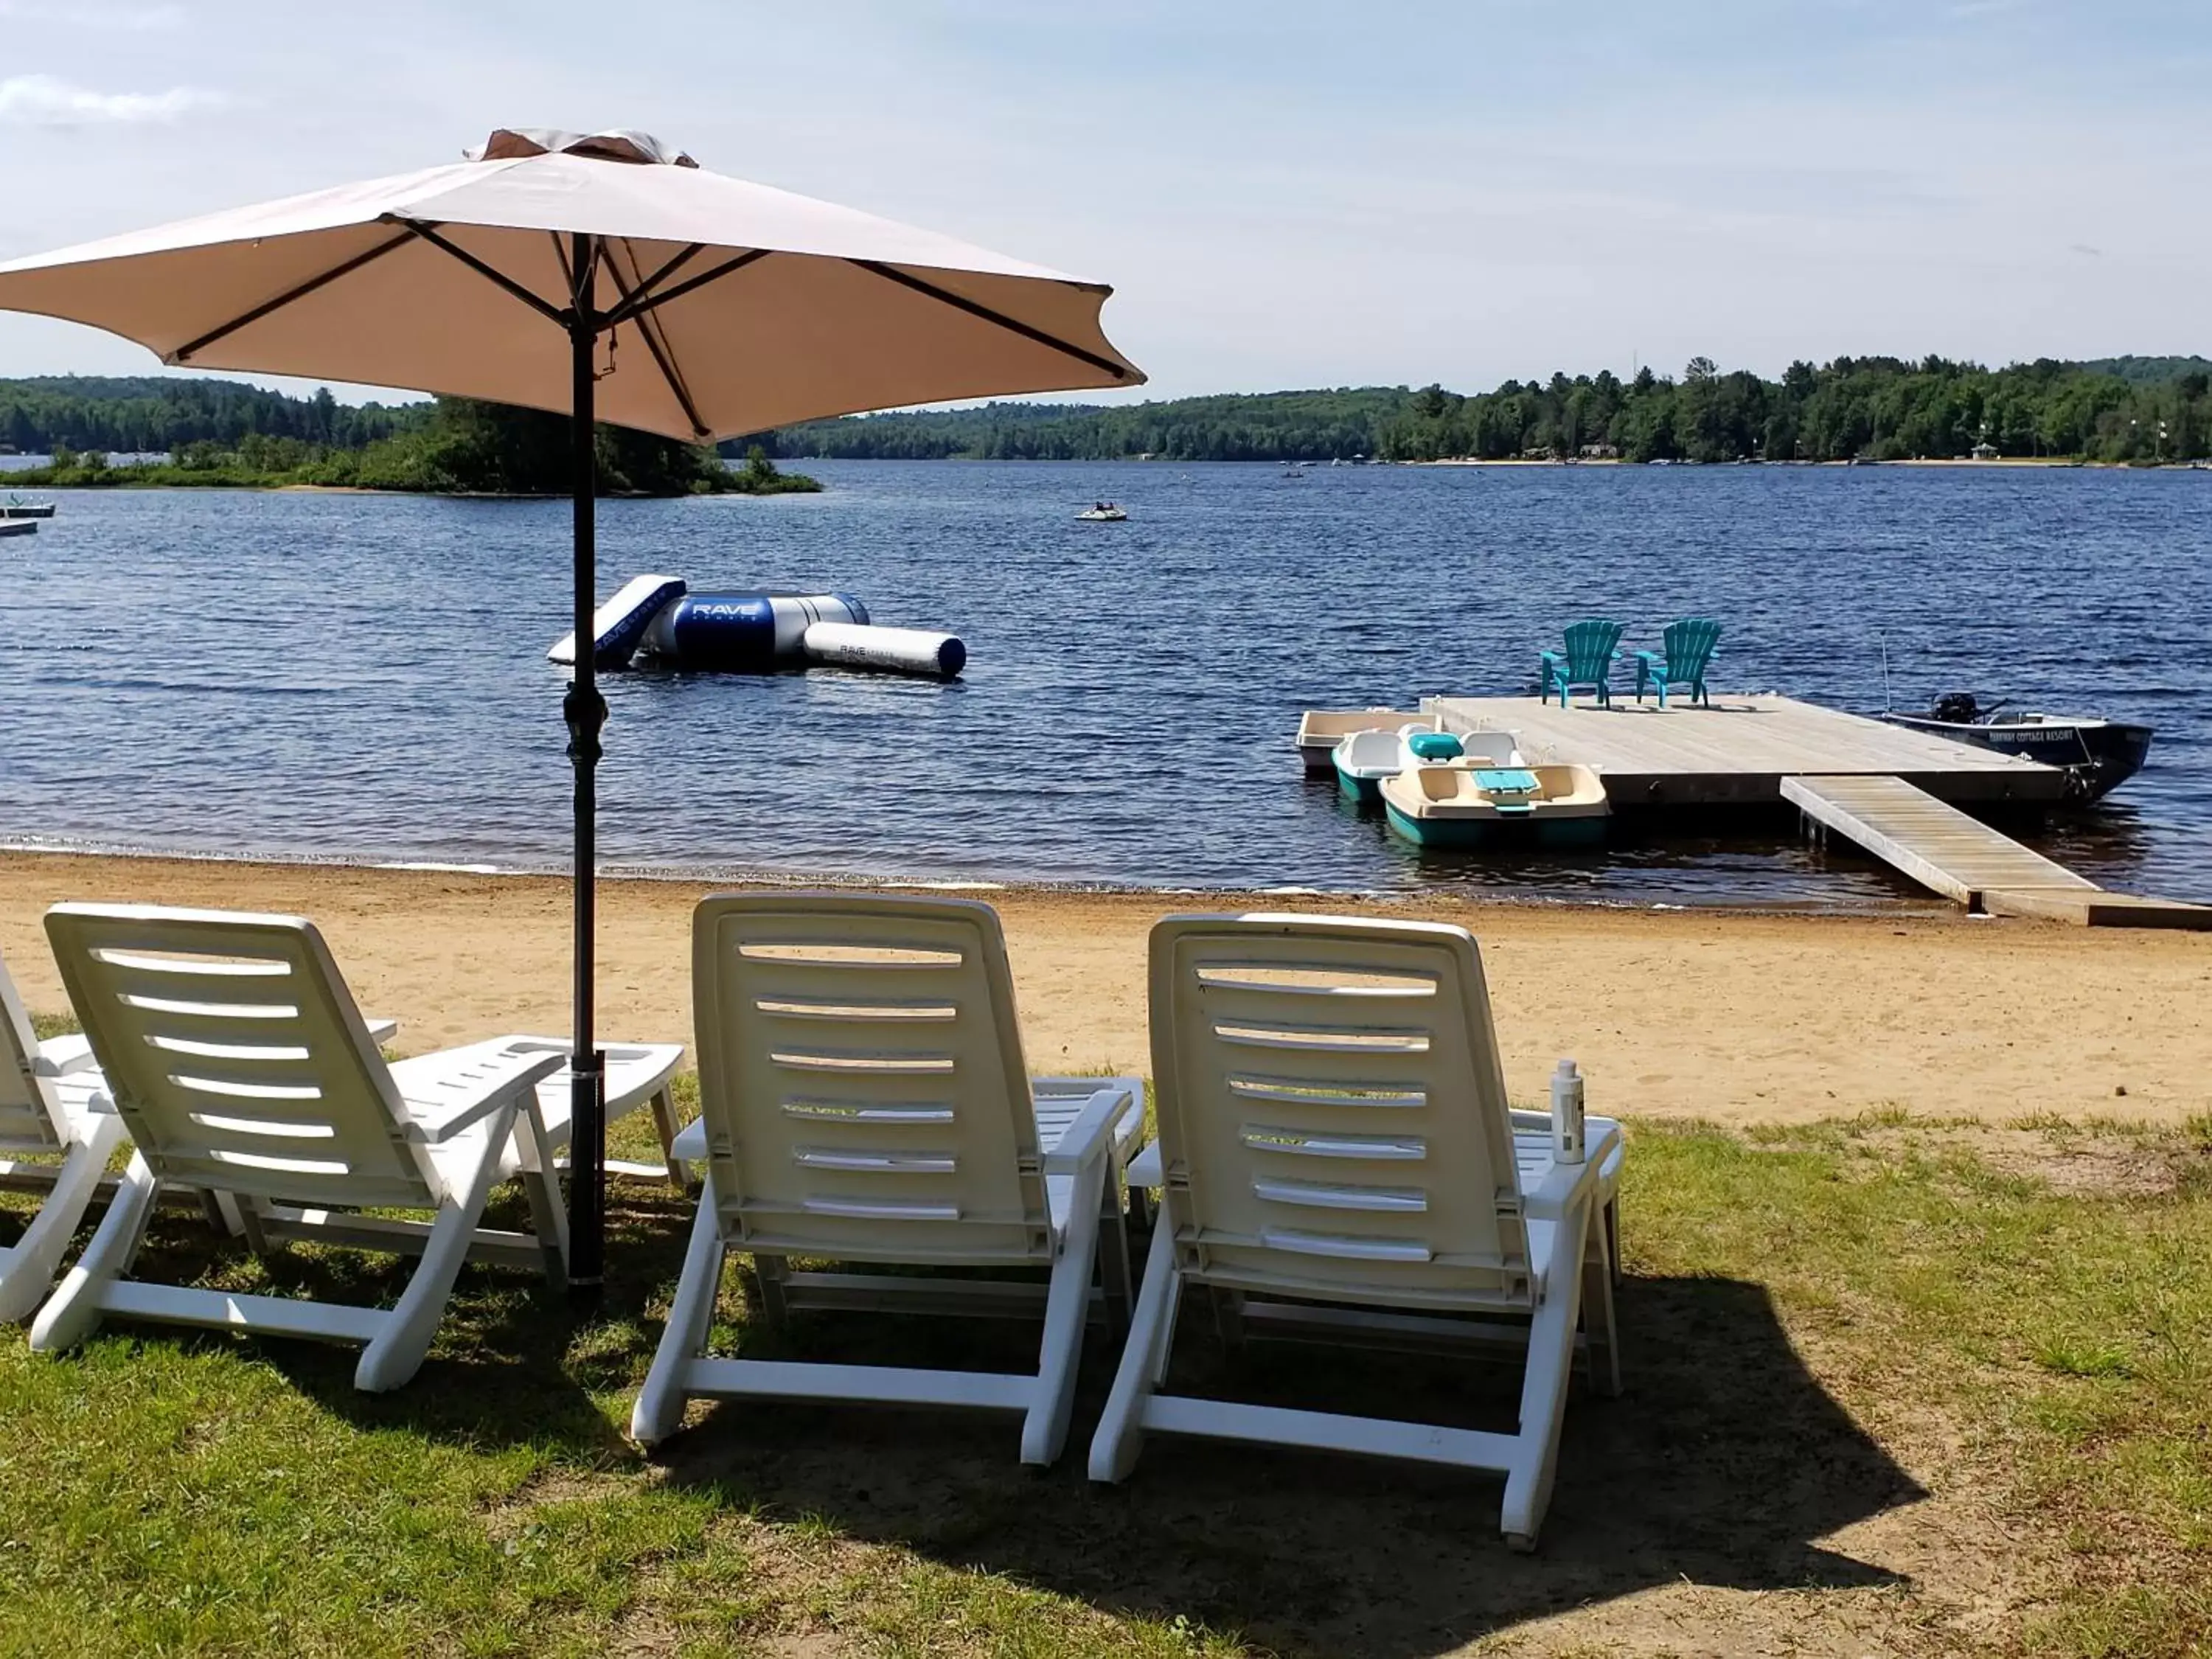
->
[{"left": 4, "top": 849, "right": 2206, "bottom": 1125}]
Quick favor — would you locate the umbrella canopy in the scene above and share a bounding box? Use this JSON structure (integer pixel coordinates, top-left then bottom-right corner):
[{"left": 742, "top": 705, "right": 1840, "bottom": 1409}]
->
[
  {"left": 0, "top": 126, "right": 1142, "bottom": 438},
  {"left": 0, "top": 128, "right": 1144, "bottom": 1289}
]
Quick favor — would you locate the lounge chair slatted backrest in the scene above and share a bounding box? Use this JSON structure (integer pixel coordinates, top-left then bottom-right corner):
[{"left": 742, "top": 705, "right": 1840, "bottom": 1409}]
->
[
  {"left": 35, "top": 902, "right": 566, "bottom": 1391},
  {"left": 43, "top": 905, "right": 439, "bottom": 1211},
  {"left": 1092, "top": 911, "right": 1625, "bottom": 1548},
  {"left": 0, "top": 953, "right": 66, "bottom": 1152},
  {"left": 1149, "top": 913, "right": 1531, "bottom": 1303},
  {"left": 691, "top": 892, "right": 1051, "bottom": 1267},
  {"left": 637, "top": 891, "right": 1131, "bottom": 1466}
]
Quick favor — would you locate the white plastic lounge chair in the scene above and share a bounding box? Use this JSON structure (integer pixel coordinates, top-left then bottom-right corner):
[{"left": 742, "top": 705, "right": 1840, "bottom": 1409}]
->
[
  {"left": 632, "top": 892, "right": 1141, "bottom": 1466},
  {"left": 1088, "top": 913, "right": 1623, "bottom": 1550},
  {"left": 0, "top": 950, "right": 129, "bottom": 1322},
  {"left": 29, "top": 903, "right": 582, "bottom": 1391}
]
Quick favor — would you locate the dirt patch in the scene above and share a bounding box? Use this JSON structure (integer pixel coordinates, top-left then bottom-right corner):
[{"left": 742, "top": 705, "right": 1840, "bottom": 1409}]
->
[
  {"left": 481, "top": 1465, "right": 636, "bottom": 1538},
  {"left": 1826, "top": 1119, "right": 2203, "bottom": 1200}
]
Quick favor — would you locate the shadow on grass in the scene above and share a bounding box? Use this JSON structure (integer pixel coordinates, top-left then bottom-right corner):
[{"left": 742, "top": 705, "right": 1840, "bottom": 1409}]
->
[
  {"left": 23, "top": 1180, "right": 702, "bottom": 1460},
  {"left": 10, "top": 1171, "right": 1924, "bottom": 1655},
  {"left": 649, "top": 1268, "right": 1923, "bottom": 1658}
]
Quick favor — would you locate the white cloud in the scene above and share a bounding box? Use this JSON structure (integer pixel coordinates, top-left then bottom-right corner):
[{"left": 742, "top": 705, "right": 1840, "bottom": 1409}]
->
[{"left": 0, "top": 74, "right": 224, "bottom": 125}]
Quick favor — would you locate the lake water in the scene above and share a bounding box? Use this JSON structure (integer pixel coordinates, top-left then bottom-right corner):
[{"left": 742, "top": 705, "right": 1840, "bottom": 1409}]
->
[{"left": 1, "top": 460, "right": 2206, "bottom": 908}]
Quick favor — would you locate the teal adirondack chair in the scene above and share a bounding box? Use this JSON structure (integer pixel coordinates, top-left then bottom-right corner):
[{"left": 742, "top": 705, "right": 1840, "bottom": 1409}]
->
[
  {"left": 1539, "top": 620, "right": 1624, "bottom": 708},
  {"left": 1633, "top": 619, "right": 1722, "bottom": 708}
]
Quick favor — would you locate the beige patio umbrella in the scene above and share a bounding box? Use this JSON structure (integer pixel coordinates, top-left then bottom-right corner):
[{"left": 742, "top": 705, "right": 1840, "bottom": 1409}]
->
[{"left": 0, "top": 127, "right": 1144, "bottom": 1287}]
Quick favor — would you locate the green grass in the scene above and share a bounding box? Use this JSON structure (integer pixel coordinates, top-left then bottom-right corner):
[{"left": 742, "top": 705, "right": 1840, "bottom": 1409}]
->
[{"left": 0, "top": 1107, "right": 2205, "bottom": 1657}]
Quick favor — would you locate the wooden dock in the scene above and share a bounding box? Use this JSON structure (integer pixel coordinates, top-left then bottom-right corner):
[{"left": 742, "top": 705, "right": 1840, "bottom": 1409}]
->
[
  {"left": 1417, "top": 692, "right": 2209, "bottom": 928},
  {"left": 1779, "top": 774, "right": 2093, "bottom": 904},
  {"left": 1427, "top": 692, "right": 2068, "bottom": 807}
]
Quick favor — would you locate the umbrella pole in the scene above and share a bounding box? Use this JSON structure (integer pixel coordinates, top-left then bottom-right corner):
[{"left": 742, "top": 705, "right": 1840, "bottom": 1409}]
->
[{"left": 563, "top": 237, "right": 608, "bottom": 1298}]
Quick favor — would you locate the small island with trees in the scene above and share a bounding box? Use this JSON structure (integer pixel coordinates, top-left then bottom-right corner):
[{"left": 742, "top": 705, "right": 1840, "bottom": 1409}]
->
[{"left": 0, "top": 380, "right": 819, "bottom": 496}]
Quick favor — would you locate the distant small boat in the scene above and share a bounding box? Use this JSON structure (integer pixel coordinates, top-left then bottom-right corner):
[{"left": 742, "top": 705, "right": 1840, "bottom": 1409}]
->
[
  {"left": 1076, "top": 503, "right": 1127, "bottom": 522},
  {"left": 1, "top": 495, "right": 55, "bottom": 519},
  {"left": 1382, "top": 762, "right": 1610, "bottom": 848},
  {"left": 0, "top": 519, "right": 36, "bottom": 539},
  {"left": 1882, "top": 694, "right": 2152, "bottom": 801}
]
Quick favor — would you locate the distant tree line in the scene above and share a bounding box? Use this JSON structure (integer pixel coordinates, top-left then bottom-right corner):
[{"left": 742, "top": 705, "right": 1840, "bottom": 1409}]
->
[
  {"left": 770, "top": 355, "right": 2212, "bottom": 465},
  {"left": 768, "top": 388, "right": 1411, "bottom": 463},
  {"left": 0, "top": 375, "right": 427, "bottom": 454}
]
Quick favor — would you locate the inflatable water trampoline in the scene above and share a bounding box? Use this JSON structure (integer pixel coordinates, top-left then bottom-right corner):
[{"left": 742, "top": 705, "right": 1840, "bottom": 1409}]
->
[{"left": 548, "top": 574, "right": 966, "bottom": 678}]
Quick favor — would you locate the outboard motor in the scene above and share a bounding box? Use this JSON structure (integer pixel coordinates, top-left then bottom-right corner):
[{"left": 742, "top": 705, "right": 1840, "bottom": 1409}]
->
[{"left": 1933, "top": 692, "right": 1980, "bottom": 725}]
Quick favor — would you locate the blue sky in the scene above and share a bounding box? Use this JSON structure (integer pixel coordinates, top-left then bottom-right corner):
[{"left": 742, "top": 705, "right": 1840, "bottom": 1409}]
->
[{"left": 0, "top": 0, "right": 2205, "bottom": 404}]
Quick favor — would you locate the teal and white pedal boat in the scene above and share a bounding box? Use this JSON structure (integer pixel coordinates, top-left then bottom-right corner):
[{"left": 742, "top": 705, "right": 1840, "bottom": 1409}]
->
[
  {"left": 1382, "top": 760, "right": 1610, "bottom": 848},
  {"left": 1332, "top": 725, "right": 1463, "bottom": 804}
]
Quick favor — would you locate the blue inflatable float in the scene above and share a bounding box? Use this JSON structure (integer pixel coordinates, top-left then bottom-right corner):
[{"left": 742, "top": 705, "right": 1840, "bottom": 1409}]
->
[{"left": 548, "top": 574, "right": 966, "bottom": 678}]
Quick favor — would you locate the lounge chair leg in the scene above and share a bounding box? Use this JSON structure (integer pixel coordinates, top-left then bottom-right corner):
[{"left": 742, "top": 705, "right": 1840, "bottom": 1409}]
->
[
  {"left": 355, "top": 1123, "right": 508, "bottom": 1394},
  {"left": 1096, "top": 1180, "right": 1133, "bottom": 1340},
  {"left": 1500, "top": 1200, "right": 1590, "bottom": 1549},
  {"left": 632, "top": 1172, "right": 728, "bottom": 1447},
  {"left": 237, "top": 1197, "right": 274, "bottom": 1257},
  {"left": 513, "top": 1097, "right": 569, "bottom": 1292},
  {"left": 1580, "top": 1214, "right": 1621, "bottom": 1399},
  {"left": 751, "top": 1252, "right": 791, "bottom": 1327},
  {"left": 1021, "top": 1152, "right": 1106, "bottom": 1466},
  {"left": 1605, "top": 1196, "right": 1622, "bottom": 1288},
  {"left": 29, "top": 1151, "right": 159, "bottom": 1353},
  {"left": 647, "top": 1085, "right": 692, "bottom": 1194},
  {"left": 1088, "top": 1215, "right": 1180, "bottom": 1482},
  {"left": 0, "top": 1112, "right": 127, "bottom": 1324},
  {"left": 1212, "top": 1287, "right": 1248, "bottom": 1352}
]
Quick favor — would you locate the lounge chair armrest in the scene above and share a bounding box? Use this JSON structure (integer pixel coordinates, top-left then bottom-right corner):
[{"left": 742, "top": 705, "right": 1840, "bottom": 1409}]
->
[
  {"left": 1126, "top": 1140, "right": 1164, "bottom": 1190},
  {"left": 402, "top": 1050, "right": 566, "bottom": 1145},
  {"left": 1632, "top": 650, "right": 1660, "bottom": 667},
  {"left": 364, "top": 1016, "right": 399, "bottom": 1044},
  {"left": 33, "top": 1032, "right": 97, "bottom": 1076},
  {"left": 1041, "top": 1085, "right": 1132, "bottom": 1174},
  {"left": 1523, "top": 1121, "right": 1624, "bottom": 1220}
]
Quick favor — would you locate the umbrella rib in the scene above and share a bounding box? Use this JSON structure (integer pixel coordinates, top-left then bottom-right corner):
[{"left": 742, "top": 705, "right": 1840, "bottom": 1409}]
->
[
  {"left": 844, "top": 260, "right": 1133, "bottom": 380},
  {"left": 619, "top": 241, "right": 706, "bottom": 314},
  {"left": 169, "top": 227, "right": 417, "bottom": 363},
  {"left": 386, "top": 217, "right": 569, "bottom": 328},
  {"left": 599, "top": 248, "right": 768, "bottom": 330},
  {"left": 602, "top": 243, "right": 709, "bottom": 439}
]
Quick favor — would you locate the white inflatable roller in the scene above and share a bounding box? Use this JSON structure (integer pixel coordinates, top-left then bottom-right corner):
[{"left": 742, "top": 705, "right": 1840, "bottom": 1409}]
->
[{"left": 801, "top": 622, "right": 967, "bottom": 679}]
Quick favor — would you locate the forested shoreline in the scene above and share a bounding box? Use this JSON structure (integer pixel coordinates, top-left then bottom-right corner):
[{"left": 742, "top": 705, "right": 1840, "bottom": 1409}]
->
[
  {"left": 772, "top": 355, "right": 2212, "bottom": 465},
  {"left": 5, "top": 355, "right": 2208, "bottom": 473}
]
